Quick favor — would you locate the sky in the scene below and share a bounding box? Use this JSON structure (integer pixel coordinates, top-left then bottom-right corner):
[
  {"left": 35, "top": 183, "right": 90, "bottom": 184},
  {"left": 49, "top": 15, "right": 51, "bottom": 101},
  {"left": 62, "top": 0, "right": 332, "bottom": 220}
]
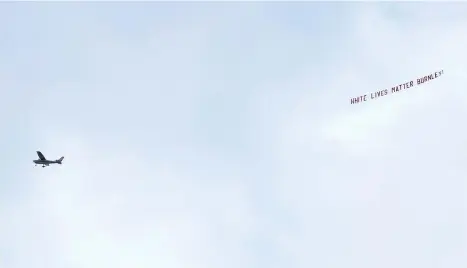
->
[{"left": 0, "top": 2, "right": 467, "bottom": 268}]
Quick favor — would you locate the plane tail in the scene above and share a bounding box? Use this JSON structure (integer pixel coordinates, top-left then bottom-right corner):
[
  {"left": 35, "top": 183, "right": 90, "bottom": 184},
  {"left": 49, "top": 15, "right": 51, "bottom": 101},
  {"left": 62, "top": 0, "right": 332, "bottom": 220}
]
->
[{"left": 57, "top": 156, "right": 64, "bottom": 164}]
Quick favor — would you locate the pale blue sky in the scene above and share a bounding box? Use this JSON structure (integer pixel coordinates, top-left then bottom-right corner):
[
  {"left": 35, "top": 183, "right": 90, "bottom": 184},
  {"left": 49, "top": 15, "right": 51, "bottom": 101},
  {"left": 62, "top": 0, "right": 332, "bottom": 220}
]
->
[{"left": 1, "top": 2, "right": 467, "bottom": 268}]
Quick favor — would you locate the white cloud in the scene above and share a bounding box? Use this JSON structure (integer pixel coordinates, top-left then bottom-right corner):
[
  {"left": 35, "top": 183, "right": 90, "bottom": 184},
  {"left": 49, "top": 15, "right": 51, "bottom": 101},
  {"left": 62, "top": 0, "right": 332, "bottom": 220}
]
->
[
  {"left": 1, "top": 3, "right": 467, "bottom": 268},
  {"left": 268, "top": 4, "right": 467, "bottom": 268}
]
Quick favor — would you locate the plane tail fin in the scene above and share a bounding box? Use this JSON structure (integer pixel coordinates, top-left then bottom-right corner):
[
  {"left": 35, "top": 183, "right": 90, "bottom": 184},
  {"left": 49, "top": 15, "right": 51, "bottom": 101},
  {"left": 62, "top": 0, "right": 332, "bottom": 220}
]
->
[{"left": 57, "top": 156, "right": 64, "bottom": 164}]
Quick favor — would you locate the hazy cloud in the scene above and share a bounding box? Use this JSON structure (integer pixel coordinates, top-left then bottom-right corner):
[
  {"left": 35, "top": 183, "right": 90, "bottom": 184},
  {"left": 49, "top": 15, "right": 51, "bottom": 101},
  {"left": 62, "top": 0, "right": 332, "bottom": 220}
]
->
[{"left": 1, "top": 2, "right": 466, "bottom": 268}]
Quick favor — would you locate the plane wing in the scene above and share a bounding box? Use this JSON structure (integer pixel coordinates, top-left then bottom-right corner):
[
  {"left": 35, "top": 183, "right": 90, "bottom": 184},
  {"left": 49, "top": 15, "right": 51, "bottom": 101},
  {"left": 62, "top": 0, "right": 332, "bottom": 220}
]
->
[{"left": 36, "top": 151, "right": 46, "bottom": 160}]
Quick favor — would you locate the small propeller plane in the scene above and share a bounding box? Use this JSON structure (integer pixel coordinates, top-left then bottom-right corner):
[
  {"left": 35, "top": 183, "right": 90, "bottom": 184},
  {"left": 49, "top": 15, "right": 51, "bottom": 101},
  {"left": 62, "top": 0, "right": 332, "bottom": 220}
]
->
[{"left": 33, "top": 151, "right": 64, "bottom": 168}]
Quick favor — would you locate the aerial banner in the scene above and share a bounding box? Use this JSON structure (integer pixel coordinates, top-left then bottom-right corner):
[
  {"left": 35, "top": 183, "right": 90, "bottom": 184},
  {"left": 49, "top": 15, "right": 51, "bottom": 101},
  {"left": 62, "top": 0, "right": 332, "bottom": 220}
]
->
[{"left": 350, "top": 69, "right": 444, "bottom": 105}]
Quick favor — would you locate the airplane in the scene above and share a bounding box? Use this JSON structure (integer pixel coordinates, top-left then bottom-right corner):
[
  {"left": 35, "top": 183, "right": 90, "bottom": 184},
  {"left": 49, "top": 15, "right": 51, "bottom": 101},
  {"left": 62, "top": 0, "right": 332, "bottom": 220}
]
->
[{"left": 33, "top": 151, "right": 64, "bottom": 168}]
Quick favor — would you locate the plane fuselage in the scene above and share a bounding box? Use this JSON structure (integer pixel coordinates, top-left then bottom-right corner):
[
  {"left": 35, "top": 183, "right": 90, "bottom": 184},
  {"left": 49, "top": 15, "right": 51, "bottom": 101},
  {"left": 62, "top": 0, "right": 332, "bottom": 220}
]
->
[{"left": 33, "top": 160, "right": 59, "bottom": 165}]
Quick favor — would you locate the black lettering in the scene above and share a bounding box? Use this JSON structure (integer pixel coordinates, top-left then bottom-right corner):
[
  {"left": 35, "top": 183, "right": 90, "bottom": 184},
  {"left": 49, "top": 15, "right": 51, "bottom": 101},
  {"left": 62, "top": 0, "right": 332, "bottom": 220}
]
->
[
  {"left": 409, "top": 81, "right": 414, "bottom": 87},
  {"left": 392, "top": 86, "right": 399, "bottom": 93}
]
